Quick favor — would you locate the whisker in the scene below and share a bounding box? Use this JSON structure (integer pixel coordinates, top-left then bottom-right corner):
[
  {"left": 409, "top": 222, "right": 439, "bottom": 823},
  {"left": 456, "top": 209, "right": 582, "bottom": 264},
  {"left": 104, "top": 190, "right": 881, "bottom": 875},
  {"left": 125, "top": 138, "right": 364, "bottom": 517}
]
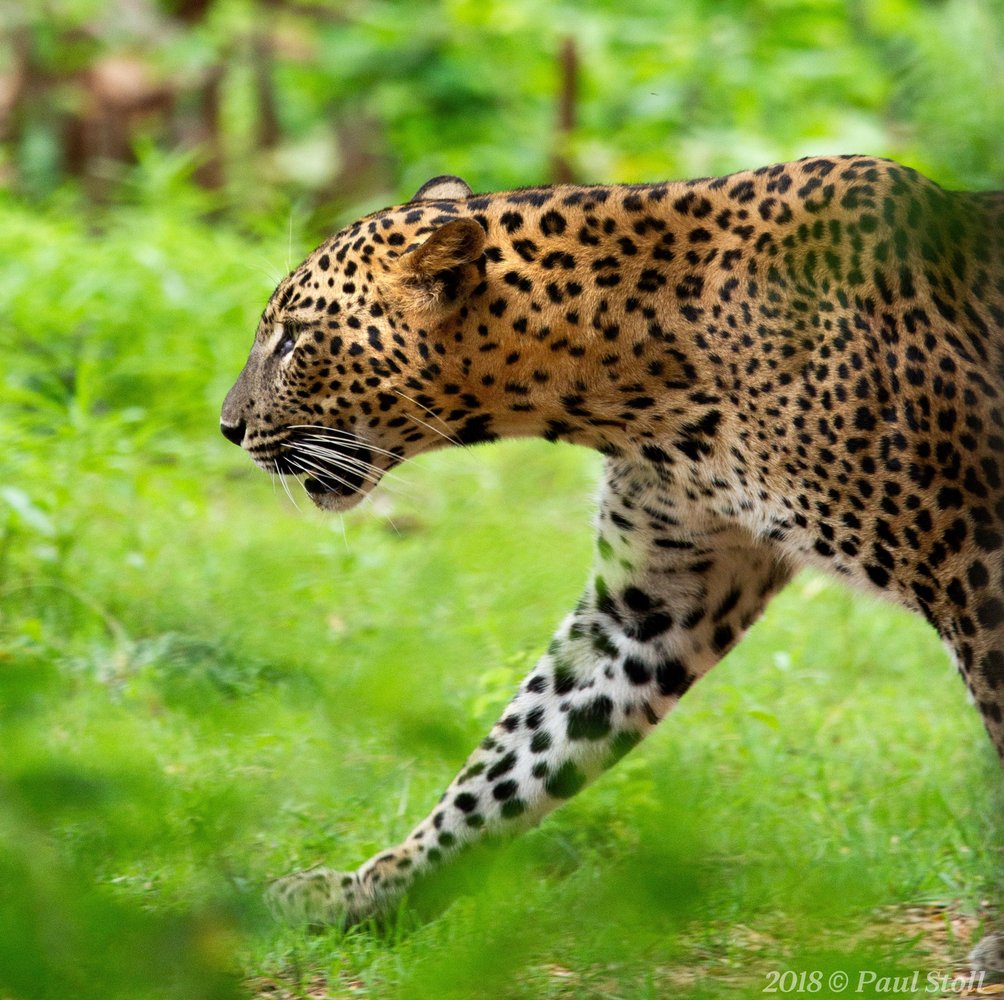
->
[
  {"left": 241, "top": 254, "right": 284, "bottom": 287},
  {"left": 286, "top": 454, "right": 365, "bottom": 496},
  {"left": 285, "top": 425, "right": 403, "bottom": 461},
  {"left": 296, "top": 436, "right": 403, "bottom": 464},
  {"left": 391, "top": 388, "right": 460, "bottom": 445},
  {"left": 274, "top": 459, "right": 301, "bottom": 511},
  {"left": 291, "top": 441, "right": 384, "bottom": 478},
  {"left": 382, "top": 511, "right": 404, "bottom": 539},
  {"left": 291, "top": 443, "right": 385, "bottom": 484},
  {"left": 397, "top": 409, "right": 458, "bottom": 447},
  {"left": 293, "top": 448, "right": 417, "bottom": 501}
]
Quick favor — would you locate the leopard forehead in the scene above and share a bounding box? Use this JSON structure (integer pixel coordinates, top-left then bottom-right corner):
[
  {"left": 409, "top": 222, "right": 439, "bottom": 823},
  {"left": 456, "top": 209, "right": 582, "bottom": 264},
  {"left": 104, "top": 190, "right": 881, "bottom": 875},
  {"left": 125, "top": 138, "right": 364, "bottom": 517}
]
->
[{"left": 261, "top": 198, "right": 478, "bottom": 328}]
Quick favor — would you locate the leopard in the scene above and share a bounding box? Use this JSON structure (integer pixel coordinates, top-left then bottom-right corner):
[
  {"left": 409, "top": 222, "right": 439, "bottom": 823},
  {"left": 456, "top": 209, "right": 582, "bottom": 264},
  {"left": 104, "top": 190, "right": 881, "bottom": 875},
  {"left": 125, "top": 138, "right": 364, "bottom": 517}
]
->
[{"left": 220, "top": 157, "right": 1004, "bottom": 951}]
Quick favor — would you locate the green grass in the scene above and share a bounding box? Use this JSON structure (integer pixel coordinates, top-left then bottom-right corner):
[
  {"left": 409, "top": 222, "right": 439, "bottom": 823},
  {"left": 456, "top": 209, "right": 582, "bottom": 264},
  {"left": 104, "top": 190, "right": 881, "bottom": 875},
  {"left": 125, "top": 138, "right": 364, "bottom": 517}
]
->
[{"left": 1, "top": 193, "right": 1000, "bottom": 1000}]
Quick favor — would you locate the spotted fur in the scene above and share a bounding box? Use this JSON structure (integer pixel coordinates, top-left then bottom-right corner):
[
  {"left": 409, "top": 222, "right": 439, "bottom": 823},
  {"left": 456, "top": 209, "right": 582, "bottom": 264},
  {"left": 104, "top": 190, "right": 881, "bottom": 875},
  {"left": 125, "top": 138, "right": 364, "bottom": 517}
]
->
[{"left": 221, "top": 155, "right": 1004, "bottom": 927}]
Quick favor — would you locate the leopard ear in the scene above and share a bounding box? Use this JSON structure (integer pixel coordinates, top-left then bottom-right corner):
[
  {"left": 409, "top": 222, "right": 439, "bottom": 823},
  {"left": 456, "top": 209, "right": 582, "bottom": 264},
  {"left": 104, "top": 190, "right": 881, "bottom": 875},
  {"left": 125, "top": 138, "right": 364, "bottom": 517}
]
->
[
  {"left": 404, "top": 218, "right": 485, "bottom": 274},
  {"left": 410, "top": 175, "right": 474, "bottom": 202},
  {"left": 395, "top": 218, "right": 486, "bottom": 314}
]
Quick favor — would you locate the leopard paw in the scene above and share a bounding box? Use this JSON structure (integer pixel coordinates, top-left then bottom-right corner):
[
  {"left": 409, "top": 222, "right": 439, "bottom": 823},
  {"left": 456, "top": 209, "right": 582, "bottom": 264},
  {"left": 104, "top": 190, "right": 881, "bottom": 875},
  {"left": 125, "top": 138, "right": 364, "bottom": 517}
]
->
[{"left": 265, "top": 866, "right": 372, "bottom": 927}]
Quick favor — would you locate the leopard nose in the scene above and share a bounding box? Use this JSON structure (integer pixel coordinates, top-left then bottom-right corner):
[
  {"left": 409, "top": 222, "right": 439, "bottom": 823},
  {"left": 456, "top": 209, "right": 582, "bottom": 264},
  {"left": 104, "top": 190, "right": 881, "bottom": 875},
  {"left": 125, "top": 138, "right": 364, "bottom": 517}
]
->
[{"left": 220, "top": 419, "right": 247, "bottom": 446}]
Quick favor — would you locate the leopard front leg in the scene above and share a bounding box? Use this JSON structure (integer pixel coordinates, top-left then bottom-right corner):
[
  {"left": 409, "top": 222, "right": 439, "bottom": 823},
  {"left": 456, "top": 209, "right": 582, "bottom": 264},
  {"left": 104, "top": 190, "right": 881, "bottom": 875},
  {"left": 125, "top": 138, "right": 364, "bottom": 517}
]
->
[{"left": 268, "top": 472, "right": 791, "bottom": 926}]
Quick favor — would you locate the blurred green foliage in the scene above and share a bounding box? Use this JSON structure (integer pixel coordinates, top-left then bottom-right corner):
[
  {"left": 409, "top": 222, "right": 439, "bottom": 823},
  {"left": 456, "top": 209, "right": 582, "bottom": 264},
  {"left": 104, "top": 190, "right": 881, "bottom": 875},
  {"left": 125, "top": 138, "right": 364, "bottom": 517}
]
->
[
  {"left": 5, "top": 0, "right": 1004, "bottom": 218},
  {"left": 1, "top": 1, "right": 1003, "bottom": 997}
]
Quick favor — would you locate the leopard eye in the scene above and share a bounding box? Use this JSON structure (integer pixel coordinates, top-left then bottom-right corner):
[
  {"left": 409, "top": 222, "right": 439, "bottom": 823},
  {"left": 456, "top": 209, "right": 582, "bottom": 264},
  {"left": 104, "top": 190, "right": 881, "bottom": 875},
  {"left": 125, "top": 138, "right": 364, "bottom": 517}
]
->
[{"left": 274, "top": 322, "right": 300, "bottom": 358}]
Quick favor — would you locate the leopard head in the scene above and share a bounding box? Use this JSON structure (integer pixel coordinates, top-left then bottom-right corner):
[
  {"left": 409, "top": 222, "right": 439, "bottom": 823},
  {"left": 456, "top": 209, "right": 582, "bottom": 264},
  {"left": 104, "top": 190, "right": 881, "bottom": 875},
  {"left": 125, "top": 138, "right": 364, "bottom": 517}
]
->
[{"left": 220, "top": 176, "right": 487, "bottom": 511}]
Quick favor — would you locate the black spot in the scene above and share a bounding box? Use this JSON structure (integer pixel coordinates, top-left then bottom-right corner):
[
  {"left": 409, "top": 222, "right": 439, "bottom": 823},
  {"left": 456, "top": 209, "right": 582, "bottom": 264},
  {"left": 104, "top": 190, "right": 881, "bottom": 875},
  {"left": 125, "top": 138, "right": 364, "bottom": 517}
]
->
[
  {"left": 500, "top": 211, "right": 524, "bottom": 233},
  {"left": 713, "top": 587, "right": 741, "bottom": 622},
  {"left": 977, "top": 599, "right": 1004, "bottom": 630},
  {"left": 623, "top": 655, "right": 652, "bottom": 685},
  {"left": 711, "top": 624, "right": 735, "bottom": 654},
  {"left": 642, "top": 444, "right": 672, "bottom": 463},
  {"left": 540, "top": 210, "right": 567, "bottom": 235},
  {"left": 456, "top": 414, "right": 497, "bottom": 445},
  {"left": 487, "top": 751, "right": 517, "bottom": 780},
  {"left": 946, "top": 578, "right": 967, "bottom": 608},
  {"left": 501, "top": 798, "right": 527, "bottom": 819},
  {"left": 553, "top": 661, "right": 576, "bottom": 694},
  {"left": 622, "top": 587, "right": 653, "bottom": 611},
  {"left": 968, "top": 561, "right": 989, "bottom": 589},
  {"left": 854, "top": 407, "right": 876, "bottom": 431},
  {"left": 503, "top": 270, "right": 532, "bottom": 293},
  {"left": 454, "top": 792, "right": 478, "bottom": 813},
  {"left": 634, "top": 612, "right": 673, "bottom": 642},
  {"left": 566, "top": 696, "right": 614, "bottom": 740},
  {"left": 728, "top": 180, "right": 756, "bottom": 203},
  {"left": 545, "top": 761, "right": 587, "bottom": 798},
  {"left": 530, "top": 731, "right": 552, "bottom": 753},
  {"left": 982, "top": 650, "right": 1004, "bottom": 687},
  {"left": 492, "top": 779, "right": 518, "bottom": 801},
  {"left": 513, "top": 238, "right": 538, "bottom": 261},
  {"left": 975, "top": 527, "right": 1003, "bottom": 552},
  {"left": 525, "top": 705, "right": 545, "bottom": 729},
  {"left": 865, "top": 564, "right": 890, "bottom": 588},
  {"left": 655, "top": 658, "right": 689, "bottom": 696}
]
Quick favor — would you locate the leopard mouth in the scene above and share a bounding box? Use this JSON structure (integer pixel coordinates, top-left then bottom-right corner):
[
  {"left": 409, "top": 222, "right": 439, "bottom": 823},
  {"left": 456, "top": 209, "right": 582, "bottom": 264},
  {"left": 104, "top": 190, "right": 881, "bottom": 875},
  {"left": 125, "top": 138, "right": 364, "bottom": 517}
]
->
[
  {"left": 284, "top": 431, "right": 384, "bottom": 511},
  {"left": 249, "top": 433, "right": 383, "bottom": 512},
  {"left": 301, "top": 472, "right": 374, "bottom": 511}
]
